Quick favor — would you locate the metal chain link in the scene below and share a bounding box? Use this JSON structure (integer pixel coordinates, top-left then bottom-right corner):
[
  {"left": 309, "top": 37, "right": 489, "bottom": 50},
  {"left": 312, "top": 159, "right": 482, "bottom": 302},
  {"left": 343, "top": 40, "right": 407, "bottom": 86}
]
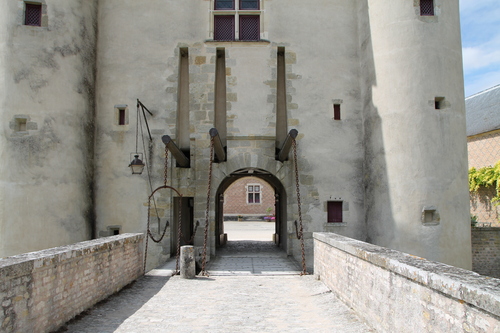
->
[
  {"left": 292, "top": 139, "right": 307, "bottom": 275},
  {"left": 164, "top": 146, "right": 168, "bottom": 186},
  {"left": 143, "top": 145, "right": 184, "bottom": 275},
  {"left": 201, "top": 137, "right": 215, "bottom": 276},
  {"left": 175, "top": 198, "right": 183, "bottom": 274},
  {"left": 180, "top": 220, "right": 200, "bottom": 244}
]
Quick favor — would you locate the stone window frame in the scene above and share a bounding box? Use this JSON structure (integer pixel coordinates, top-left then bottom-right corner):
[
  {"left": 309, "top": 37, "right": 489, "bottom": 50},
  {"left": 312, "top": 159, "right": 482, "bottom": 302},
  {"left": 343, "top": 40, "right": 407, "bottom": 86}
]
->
[
  {"left": 421, "top": 206, "right": 440, "bottom": 226},
  {"left": 19, "top": 1, "right": 48, "bottom": 28},
  {"left": 10, "top": 115, "right": 38, "bottom": 136},
  {"left": 209, "top": 0, "right": 266, "bottom": 42},
  {"left": 332, "top": 99, "right": 343, "bottom": 121},
  {"left": 115, "top": 104, "right": 129, "bottom": 126},
  {"left": 113, "top": 104, "right": 130, "bottom": 131},
  {"left": 246, "top": 183, "right": 262, "bottom": 204}
]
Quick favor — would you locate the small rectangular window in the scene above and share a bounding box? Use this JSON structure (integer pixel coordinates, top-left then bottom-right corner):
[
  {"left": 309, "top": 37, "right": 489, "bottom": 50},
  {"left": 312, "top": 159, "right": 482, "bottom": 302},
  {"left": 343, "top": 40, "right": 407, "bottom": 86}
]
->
[
  {"left": 118, "top": 109, "right": 126, "bottom": 125},
  {"left": 25, "top": 3, "right": 42, "bottom": 26},
  {"left": 327, "top": 201, "right": 343, "bottom": 223},
  {"left": 240, "top": 0, "right": 259, "bottom": 10},
  {"left": 247, "top": 184, "right": 261, "bottom": 204},
  {"left": 16, "top": 118, "right": 27, "bottom": 132},
  {"left": 333, "top": 104, "right": 341, "bottom": 120},
  {"left": 239, "top": 15, "right": 260, "bottom": 41},
  {"left": 420, "top": 0, "right": 434, "bottom": 16},
  {"left": 214, "top": 15, "right": 235, "bottom": 41},
  {"left": 215, "top": 0, "right": 235, "bottom": 10},
  {"left": 435, "top": 97, "right": 444, "bottom": 110}
]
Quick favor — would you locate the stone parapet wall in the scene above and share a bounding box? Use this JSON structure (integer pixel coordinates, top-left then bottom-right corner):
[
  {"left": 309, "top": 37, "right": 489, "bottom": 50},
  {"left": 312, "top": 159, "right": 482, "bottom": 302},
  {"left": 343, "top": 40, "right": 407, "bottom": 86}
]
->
[
  {"left": 472, "top": 227, "right": 500, "bottom": 278},
  {"left": 314, "top": 233, "right": 500, "bottom": 333},
  {"left": 0, "top": 234, "right": 144, "bottom": 333}
]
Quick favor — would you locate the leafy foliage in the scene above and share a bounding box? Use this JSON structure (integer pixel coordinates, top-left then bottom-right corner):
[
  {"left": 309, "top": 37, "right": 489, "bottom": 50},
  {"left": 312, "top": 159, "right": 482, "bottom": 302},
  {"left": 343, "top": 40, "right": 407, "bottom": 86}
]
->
[{"left": 469, "top": 161, "right": 500, "bottom": 205}]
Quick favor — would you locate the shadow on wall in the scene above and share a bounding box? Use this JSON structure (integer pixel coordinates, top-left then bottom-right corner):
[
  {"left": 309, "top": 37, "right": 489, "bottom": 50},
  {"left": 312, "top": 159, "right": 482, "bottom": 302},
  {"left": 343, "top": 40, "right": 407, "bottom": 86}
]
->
[{"left": 359, "top": 0, "right": 396, "bottom": 246}]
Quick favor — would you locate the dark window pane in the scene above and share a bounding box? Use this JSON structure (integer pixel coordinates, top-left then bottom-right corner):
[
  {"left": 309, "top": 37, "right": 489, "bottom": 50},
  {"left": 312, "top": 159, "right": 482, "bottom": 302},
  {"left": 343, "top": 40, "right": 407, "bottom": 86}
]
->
[
  {"left": 248, "top": 193, "right": 254, "bottom": 203},
  {"left": 334, "top": 104, "right": 341, "bottom": 120},
  {"left": 255, "top": 193, "right": 260, "bottom": 203},
  {"left": 25, "top": 4, "right": 42, "bottom": 26},
  {"left": 240, "top": 0, "right": 259, "bottom": 10},
  {"left": 214, "top": 15, "right": 235, "bottom": 41},
  {"left": 240, "top": 15, "right": 260, "bottom": 41},
  {"left": 327, "top": 201, "right": 343, "bottom": 223},
  {"left": 420, "top": 0, "right": 434, "bottom": 16},
  {"left": 118, "top": 109, "right": 126, "bottom": 125},
  {"left": 215, "top": 0, "right": 235, "bottom": 10}
]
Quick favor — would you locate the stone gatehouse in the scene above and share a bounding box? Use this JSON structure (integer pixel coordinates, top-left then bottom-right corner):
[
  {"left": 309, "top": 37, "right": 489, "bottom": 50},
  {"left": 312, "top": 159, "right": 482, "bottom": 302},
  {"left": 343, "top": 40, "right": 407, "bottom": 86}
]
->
[{"left": 0, "top": 0, "right": 471, "bottom": 271}]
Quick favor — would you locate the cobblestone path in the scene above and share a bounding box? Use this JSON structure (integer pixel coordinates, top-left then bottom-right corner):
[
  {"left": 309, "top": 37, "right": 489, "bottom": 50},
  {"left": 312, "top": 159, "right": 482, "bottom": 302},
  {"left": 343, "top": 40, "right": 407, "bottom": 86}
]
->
[{"left": 61, "top": 241, "right": 374, "bottom": 333}]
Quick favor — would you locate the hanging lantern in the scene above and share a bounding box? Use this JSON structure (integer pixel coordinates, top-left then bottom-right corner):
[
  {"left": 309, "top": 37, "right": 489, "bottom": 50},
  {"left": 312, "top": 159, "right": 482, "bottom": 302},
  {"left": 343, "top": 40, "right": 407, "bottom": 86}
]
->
[{"left": 129, "top": 153, "right": 145, "bottom": 175}]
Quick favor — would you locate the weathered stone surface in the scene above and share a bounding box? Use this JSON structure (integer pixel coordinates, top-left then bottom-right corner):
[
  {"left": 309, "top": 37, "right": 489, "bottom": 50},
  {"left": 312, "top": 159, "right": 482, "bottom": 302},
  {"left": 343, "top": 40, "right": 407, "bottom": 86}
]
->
[
  {"left": 180, "top": 246, "right": 195, "bottom": 279},
  {"left": 472, "top": 228, "right": 500, "bottom": 278},
  {"left": 0, "top": 234, "right": 144, "bottom": 333},
  {"left": 314, "top": 232, "right": 500, "bottom": 333}
]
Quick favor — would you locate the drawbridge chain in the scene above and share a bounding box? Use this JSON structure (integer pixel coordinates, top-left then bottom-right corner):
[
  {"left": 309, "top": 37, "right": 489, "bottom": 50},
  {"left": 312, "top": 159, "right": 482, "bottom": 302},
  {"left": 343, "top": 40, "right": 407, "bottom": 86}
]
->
[
  {"left": 292, "top": 139, "right": 308, "bottom": 275},
  {"left": 200, "top": 136, "right": 215, "bottom": 276},
  {"left": 143, "top": 145, "right": 199, "bottom": 275}
]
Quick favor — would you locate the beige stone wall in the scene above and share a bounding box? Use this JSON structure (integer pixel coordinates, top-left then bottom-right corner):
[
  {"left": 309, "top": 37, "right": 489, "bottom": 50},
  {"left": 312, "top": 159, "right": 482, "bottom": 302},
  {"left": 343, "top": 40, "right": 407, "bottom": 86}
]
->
[
  {"left": 0, "top": 234, "right": 144, "bottom": 333},
  {"left": 472, "top": 228, "right": 500, "bottom": 278},
  {"left": 314, "top": 232, "right": 500, "bottom": 333},
  {"left": 0, "top": 0, "right": 98, "bottom": 257},
  {"left": 0, "top": 0, "right": 470, "bottom": 271}
]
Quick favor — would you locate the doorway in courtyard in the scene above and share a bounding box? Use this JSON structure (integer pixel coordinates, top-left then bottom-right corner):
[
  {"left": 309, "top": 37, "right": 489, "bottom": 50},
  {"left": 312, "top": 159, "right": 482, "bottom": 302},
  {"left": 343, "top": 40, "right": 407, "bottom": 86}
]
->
[{"left": 215, "top": 168, "right": 287, "bottom": 253}]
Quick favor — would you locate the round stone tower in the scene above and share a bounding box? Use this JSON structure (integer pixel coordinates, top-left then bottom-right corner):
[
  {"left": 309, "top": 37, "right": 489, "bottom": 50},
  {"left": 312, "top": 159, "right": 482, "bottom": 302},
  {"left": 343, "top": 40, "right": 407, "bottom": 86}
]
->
[{"left": 363, "top": 0, "right": 471, "bottom": 268}]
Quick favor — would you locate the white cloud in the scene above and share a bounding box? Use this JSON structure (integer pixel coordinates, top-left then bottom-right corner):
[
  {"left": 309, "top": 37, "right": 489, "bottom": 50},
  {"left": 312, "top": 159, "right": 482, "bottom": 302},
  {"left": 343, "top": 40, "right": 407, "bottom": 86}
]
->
[
  {"left": 463, "top": 46, "right": 500, "bottom": 72},
  {"left": 460, "top": 0, "right": 500, "bottom": 96}
]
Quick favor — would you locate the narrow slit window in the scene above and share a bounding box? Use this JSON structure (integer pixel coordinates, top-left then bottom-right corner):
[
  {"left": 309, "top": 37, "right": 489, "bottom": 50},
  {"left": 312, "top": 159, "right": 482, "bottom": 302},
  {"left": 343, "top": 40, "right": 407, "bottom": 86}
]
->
[
  {"left": 333, "top": 104, "right": 341, "bottom": 120},
  {"left": 118, "top": 109, "right": 126, "bottom": 125},
  {"left": 327, "top": 201, "right": 343, "bottom": 223},
  {"left": 420, "top": 0, "right": 434, "bottom": 16},
  {"left": 25, "top": 3, "right": 42, "bottom": 26}
]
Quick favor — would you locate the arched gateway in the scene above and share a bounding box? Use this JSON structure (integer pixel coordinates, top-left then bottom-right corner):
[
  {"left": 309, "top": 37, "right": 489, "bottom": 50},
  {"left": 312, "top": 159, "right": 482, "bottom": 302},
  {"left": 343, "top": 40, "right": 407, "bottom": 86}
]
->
[{"left": 214, "top": 168, "right": 287, "bottom": 252}]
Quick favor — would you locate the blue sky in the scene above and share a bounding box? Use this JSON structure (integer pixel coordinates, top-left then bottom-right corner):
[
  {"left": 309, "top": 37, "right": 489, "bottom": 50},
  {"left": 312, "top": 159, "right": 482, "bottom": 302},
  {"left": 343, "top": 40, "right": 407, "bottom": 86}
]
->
[{"left": 460, "top": 0, "right": 500, "bottom": 97}]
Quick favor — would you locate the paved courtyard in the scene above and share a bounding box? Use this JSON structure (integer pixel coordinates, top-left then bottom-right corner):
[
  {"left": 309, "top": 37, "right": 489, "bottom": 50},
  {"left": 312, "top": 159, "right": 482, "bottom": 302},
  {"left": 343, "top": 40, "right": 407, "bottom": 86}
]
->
[{"left": 59, "top": 222, "right": 374, "bottom": 332}]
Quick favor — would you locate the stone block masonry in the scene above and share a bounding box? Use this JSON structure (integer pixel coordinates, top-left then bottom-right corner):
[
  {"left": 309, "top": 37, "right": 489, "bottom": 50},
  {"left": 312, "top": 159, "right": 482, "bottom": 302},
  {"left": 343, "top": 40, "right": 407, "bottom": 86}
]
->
[
  {"left": 472, "top": 227, "right": 500, "bottom": 278},
  {"left": 0, "top": 234, "right": 144, "bottom": 333},
  {"left": 314, "top": 233, "right": 500, "bottom": 333}
]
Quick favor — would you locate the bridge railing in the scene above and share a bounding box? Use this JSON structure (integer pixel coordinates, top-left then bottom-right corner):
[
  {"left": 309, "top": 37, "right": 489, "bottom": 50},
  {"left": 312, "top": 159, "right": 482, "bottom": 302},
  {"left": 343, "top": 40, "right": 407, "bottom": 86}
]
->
[
  {"left": 0, "top": 233, "right": 144, "bottom": 333},
  {"left": 314, "top": 232, "right": 500, "bottom": 333}
]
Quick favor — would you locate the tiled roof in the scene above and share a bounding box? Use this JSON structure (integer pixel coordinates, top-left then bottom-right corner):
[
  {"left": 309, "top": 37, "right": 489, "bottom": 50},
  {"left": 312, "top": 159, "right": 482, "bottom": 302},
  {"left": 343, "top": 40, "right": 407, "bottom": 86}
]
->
[{"left": 466, "top": 84, "right": 500, "bottom": 137}]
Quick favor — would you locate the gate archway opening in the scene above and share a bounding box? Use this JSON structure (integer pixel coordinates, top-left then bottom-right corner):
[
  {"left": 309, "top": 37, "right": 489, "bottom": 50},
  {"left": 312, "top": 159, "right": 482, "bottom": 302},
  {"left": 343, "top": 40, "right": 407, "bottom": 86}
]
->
[{"left": 215, "top": 168, "right": 287, "bottom": 252}]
